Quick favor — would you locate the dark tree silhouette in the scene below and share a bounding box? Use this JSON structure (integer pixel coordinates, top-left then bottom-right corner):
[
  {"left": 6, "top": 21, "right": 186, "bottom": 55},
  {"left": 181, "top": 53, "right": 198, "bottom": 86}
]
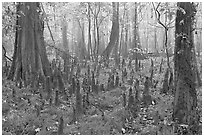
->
[
  {"left": 8, "top": 2, "right": 51, "bottom": 85},
  {"left": 173, "top": 2, "right": 199, "bottom": 131},
  {"left": 100, "top": 2, "right": 119, "bottom": 63}
]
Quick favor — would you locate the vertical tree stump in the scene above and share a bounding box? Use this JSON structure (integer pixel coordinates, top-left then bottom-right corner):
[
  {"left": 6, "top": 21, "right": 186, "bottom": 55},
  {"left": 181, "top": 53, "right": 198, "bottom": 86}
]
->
[
  {"left": 128, "top": 87, "right": 134, "bottom": 109},
  {"left": 55, "top": 90, "right": 59, "bottom": 106},
  {"left": 115, "top": 73, "right": 119, "bottom": 87},
  {"left": 159, "top": 58, "right": 163, "bottom": 74},
  {"left": 75, "top": 79, "right": 82, "bottom": 118},
  {"left": 70, "top": 76, "right": 76, "bottom": 96},
  {"left": 122, "top": 92, "right": 126, "bottom": 108},
  {"left": 149, "top": 59, "right": 154, "bottom": 86},
  {"left": 57, "top": 116, "right": 64, "bottom": 135},
  {"left": 45, "top": 76, "right": 52, "bottom": 101},
  {"left": 143, "top": 77, "right": 152, "bottom": 106},
  {"left": 143, "top": 77, "right": 150, "bottom": 96},
  {"left": 162, "top": 68, "right": 169, "bottom": 94}
]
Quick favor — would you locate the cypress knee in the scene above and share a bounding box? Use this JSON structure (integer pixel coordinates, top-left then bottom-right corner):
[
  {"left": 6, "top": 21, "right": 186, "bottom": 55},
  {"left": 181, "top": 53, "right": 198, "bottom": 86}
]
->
[
  {"left": 75, "top": 79, "right": 82, "bottom": 117},
  {"left": 122, "top": 93, "right": 126, "bottom": 107},
  {"left": 45, "top": 76, "right": 52, "bottom": 101},
  {"left": 55, "top": 90, "right": 59, "bottom": 106},
  {"left": 115, "top": 73, "right": 119, "bottom": 87},
  {"left": 57, "top": 116, "right": 64, "bottom": 135}
]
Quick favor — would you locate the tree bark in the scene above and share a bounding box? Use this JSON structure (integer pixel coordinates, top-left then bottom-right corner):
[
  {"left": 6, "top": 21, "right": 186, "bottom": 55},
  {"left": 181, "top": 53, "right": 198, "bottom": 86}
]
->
[
  {"left": 114, "top": 2, "right": 120, "bottom": 67},
  {"left": 87, "top": 2, "right": 92, "bottom": 60},
  {"left": 123, "top": 8, "right": 129, "bottom": 58},
  {"left": 173, "top": 2, "right": 198, "bottom": 129},
  {"left": 7, "top": 3, "right": 20, "bottom": 80},
  {"left": 8, "top": 2, "right": 51, "bottom": 85},
  {"left": 118, "top": 3, "right": 126, "bottom": 59},
  {"left": 61, "top": 17, "right": 70, "bottom": 83},
  {"left": 100, "top": 2, "right": 119, "bottom": 63},
  {"left": 133, "top": 2, "right": 140, "bottom": 71}
]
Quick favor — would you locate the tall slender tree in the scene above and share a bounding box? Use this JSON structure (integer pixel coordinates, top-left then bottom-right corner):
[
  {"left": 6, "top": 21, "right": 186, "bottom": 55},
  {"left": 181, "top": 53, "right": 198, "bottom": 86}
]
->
[
  {"left": 133, "top": 2, "right": 140, "bottom": 71},
  {"left": 87, "top": 2, "right": 92, "bottom": 60},
  {"left": 61, "top": 17, "right": 70, "bottom": 83},
  {"left": 113, "top": 2, "right": 120, "bottom": 67}
]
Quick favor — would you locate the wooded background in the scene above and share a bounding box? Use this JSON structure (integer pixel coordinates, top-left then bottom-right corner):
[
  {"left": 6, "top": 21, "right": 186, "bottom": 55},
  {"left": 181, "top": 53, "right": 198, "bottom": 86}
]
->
[{"left": 2, "top": 2, "right": 202, "bottom": 135}]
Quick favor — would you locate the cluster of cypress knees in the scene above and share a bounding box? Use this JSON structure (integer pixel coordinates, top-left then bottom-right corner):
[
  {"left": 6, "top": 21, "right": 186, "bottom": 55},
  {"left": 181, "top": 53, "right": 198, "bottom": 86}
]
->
[{"left": 21, "top": 58, "right": 155, "bottom": 135}]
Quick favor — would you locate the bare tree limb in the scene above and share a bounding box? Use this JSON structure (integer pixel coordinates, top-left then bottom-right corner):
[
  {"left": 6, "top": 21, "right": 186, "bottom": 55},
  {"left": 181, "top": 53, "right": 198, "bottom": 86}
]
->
[
  {"left": 41, "top": 3, "right": 56, "bottom": 46},
  {"left": 152, "top": 2, "right": 171, "bottom": 70}
]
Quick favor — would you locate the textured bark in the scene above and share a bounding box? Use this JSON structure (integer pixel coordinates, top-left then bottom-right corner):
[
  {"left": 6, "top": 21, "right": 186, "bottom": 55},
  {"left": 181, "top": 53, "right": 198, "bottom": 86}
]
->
[
  {"left": 133, "top": 2, "right": 141, "bottom": 50},
  {"left": 100, "top": 2, "right": 119, "bottom": 62},
  {"left": 87, "top": 2, "right": 92, "bottom": 60},
  {"left": 162, "top": 68, "right": 169, "bottom": 94},
  {"left": 57, "top": 116, "right": 64, "bottom": 135},
  {"left": 75, "top": 80, "right": 83, "bottom": 118},
  {"left": 7, "top": 3, "right": 20, "bottom": 80},
  {"left": 113, "top": 2, "right": 120, "bottom": 66},
  {"left": 76, "top": 18, "right": 88, "bottom": 61},
  {"left": 173, "top": 2, "right": 198, "bottom": 128},
  {"left": 61, "top": 18, "right": 70, "bottom": 84},
  {"left": 149, "top": 59, "right": 154, "bottom": 86},
  {"left": 8, "top": 2, "right": 51, "bottom": 84}
]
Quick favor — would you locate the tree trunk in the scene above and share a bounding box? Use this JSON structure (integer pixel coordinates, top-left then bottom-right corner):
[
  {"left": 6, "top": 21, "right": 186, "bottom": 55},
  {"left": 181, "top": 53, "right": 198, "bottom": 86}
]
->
[
  {"left": 100, "top": 2, "right": 119, "bottom": 62},
  {"left": 77, "top": 18, "right": 87, "bottom": 61},
  {"left": 87, "top": 2, "right": 92, "bottom": 60},
  {"left": 114, "top": 2, "right": 120, "bottom": 67},
  {"left": 61, "top": 18, "right": 69, "bottom": 84},
  {"left": 173, "top": 2, "right": 198, "bottom": 130},
  {"left": 118, "top": 3, "right": 126, "bottom": 59},
  {"left": 93, "top": 7, "right": 97, "bottom": 61},
  {"left": 123, "top": 8, "right": 129, "bottom": 58},
  {"left": 96, "top": 21, "right": 100, "bottom": 63},
  {"left": 8, "top": 2, "right": 51, "bottom": 85},
  {"left": 133, "top": 2, "right": 140, "bottom": 71},
  {"left": 7, "top": 3, "right": 20, "bottom": 80}
]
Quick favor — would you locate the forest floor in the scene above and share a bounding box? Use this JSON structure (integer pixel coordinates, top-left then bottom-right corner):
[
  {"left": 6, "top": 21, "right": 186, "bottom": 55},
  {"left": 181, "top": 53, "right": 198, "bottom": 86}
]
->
[{"left": 2, "top": 56, "right": 202, "bottom": 135}]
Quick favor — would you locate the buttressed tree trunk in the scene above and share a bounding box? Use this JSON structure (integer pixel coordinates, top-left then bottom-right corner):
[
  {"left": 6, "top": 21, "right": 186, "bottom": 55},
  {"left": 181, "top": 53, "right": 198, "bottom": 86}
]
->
[
  {"left": 173, "top": 2, "right": 198, "bottom": 129},
  {"left": 100, "top": 2, "right": 119, "bottom": 62},
  {"left": 8, "top": 2, "right": 51, "bottom": 85}
]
